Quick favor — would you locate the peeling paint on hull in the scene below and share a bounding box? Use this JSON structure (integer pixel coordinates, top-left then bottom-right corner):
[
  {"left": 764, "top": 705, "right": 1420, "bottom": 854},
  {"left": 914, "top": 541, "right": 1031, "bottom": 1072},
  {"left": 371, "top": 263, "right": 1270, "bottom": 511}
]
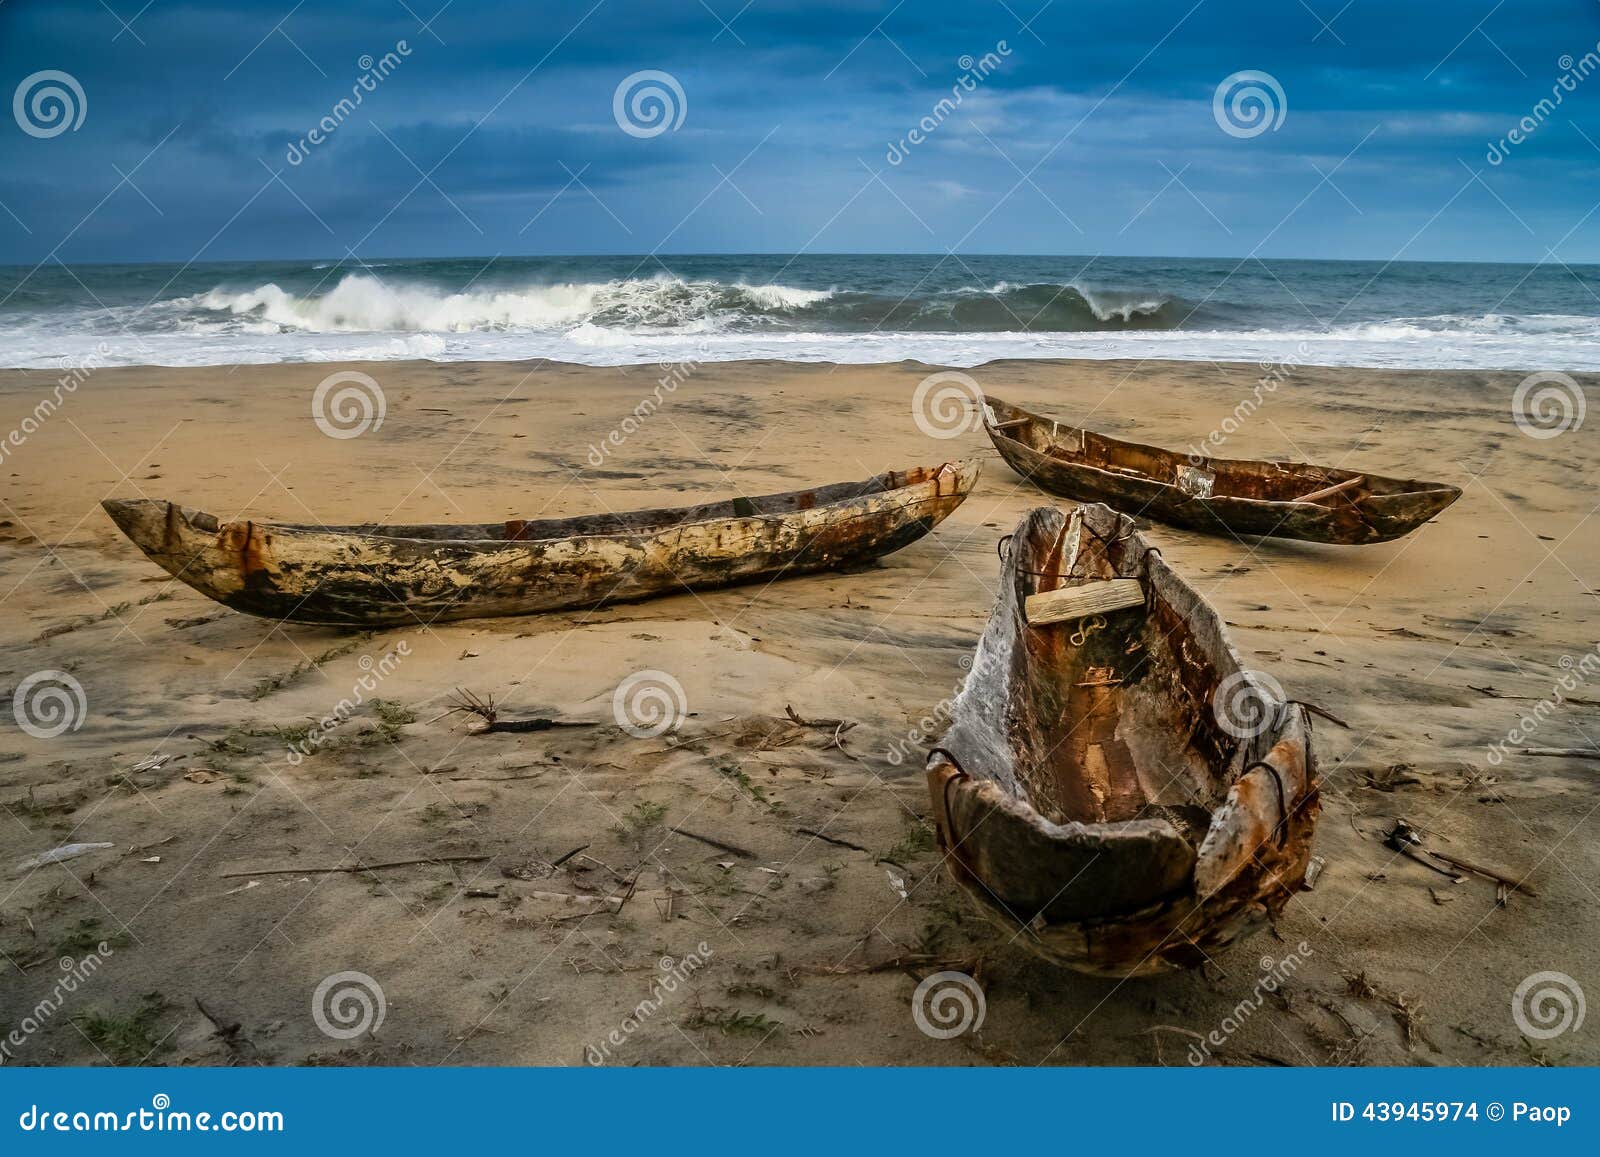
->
[
  {"left": 927, "top": 503, "right": 1320, "bottom": 976},
  {"left": 984, "top": 396, "right": 1460, "bottom": 545},
  {"left": 102, "top": 461, "right": 980, "bottom": 627}
]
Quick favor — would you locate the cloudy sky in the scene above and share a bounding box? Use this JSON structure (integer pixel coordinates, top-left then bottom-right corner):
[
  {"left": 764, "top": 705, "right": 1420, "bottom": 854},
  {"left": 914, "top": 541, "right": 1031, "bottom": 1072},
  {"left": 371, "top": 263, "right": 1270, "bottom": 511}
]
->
[{"left": 2, "top": 0, "right": 1598, "bottom": 265}]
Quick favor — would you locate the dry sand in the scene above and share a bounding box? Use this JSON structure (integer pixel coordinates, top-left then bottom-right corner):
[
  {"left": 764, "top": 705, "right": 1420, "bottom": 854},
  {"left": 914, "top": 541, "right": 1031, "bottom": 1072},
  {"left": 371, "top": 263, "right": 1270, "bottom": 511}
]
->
[{"left": 1, "top": 355, "right": 1596, "bottom": 1067}]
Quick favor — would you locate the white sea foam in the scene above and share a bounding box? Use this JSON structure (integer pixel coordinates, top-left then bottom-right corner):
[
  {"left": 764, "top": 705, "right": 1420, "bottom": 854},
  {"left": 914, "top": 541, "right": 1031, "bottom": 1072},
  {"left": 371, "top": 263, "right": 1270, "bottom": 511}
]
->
[
  {"left": 167, "top": 274, "right": 834, "bottom": 335},
  {"left": 6, "top": 321, "right": 1598, "bottom": 371}
]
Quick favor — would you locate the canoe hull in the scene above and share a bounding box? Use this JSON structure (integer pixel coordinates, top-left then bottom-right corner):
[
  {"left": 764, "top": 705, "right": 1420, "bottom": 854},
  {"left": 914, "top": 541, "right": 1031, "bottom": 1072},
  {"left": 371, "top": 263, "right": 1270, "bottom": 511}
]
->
[
  {"left": 986, "top": 397, "right": 1459, "bottom": 545},
  {"left": 103, "top": 462, "right": 978, "bottom": 627},
  {"left": 927, "top": 503, "right": 1319, "bottom": 976}
]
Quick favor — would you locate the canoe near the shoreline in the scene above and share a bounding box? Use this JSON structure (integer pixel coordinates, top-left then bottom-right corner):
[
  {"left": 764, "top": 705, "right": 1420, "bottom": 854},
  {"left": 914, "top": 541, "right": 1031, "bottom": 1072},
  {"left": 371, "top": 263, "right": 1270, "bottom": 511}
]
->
[
  {"left": 982, "top": 396, "right": 1460, "bottom": 545},
  {"left": 926, "top": 502, "right": 1320, "bottom": 977},
  {"left": 101, "top": 461, "right": 980, "bottom": 627}
]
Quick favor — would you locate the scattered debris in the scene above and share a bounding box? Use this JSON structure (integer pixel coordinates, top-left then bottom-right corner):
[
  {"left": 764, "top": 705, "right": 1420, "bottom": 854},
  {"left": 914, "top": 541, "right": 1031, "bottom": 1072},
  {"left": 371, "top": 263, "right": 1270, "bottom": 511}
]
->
[
  {"left": 220, "top": 854, "right": 490, "bottom": 879},
  {"left": 1383, "top": 818, "right": 1536, "bottom": 898},
  {"left": 669, "top": 825, "right": 755, "bottom": 860},
  {"left": 14, "top": 842, "right": 115, "bottom": 873},
  {"left": 445, "top": 688, "right": 596, "bottom": 734},
  {"left": 794, "top": 826, "right": 869, "bottom": 853},
  {"left": 183, "top": 768, "right": 223, "bottom": 784}
]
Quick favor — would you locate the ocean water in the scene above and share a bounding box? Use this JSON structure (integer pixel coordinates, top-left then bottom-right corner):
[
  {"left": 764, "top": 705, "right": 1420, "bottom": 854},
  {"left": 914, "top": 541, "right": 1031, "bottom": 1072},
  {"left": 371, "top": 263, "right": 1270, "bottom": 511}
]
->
[{"left": 1, "top": 254, "right": 1596, "bottom": 370}]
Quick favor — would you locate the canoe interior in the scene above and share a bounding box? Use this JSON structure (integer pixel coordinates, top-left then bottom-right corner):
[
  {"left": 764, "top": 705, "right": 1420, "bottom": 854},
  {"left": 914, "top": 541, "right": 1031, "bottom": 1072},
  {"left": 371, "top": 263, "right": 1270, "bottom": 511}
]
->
[
  {"left": 1005, "top": 515, "right": 1226, "bottom": 843},
  {"left": 205, "top": 465, "right": 960, "bottom": 543},
  {"left": 927, "top": 502, "right": 1319, "bottom": 974},
  {"left": 984, "top": 396, "right": 1456, "bottom": 505}
]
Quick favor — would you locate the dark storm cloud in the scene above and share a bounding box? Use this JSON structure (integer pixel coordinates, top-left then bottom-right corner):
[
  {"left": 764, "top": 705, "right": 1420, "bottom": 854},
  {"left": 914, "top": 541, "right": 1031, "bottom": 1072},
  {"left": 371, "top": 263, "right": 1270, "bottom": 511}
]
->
[{"left": 1, "top": 0, "right": 1597, "bottom": 263}]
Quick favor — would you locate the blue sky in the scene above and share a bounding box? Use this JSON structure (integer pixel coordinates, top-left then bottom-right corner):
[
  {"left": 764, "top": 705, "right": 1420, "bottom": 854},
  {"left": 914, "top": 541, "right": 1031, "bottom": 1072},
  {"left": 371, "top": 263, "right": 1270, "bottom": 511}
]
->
[{"left": 2, "top": 0, "right": 1598, "bottom": 264}]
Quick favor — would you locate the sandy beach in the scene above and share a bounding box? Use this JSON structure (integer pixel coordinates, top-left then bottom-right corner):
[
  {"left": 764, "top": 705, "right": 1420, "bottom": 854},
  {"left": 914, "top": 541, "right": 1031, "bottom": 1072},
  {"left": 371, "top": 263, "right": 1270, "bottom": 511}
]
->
[{"left": 1, "top": 355, "right": 1596, "bottom": 1067}]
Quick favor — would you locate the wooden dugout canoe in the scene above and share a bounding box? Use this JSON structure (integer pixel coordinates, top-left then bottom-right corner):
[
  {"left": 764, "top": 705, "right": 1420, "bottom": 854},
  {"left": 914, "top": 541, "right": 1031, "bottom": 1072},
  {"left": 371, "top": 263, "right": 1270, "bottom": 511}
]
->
[
  {"left": 101, "top": 461, "right": 979, "bottom": 627},
  {"left": 983, "top": 396, "right": 1460, "bottom": 545},
  {"left": 926, "top": 503, "right": 1319, "bottom": 976}
]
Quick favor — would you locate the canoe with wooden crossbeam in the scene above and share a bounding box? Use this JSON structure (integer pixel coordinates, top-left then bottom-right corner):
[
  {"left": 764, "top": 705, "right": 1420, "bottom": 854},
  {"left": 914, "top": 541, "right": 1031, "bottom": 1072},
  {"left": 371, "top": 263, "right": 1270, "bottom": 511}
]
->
[
  {"left": 102, "top": 461, "right": 979, "bottom": 627},
  {"left": 926, "top": 502, "right": 1320, "bottom": 976},
  {"left": 982, "top": 395, "right": 1460, "bottom": 545}
]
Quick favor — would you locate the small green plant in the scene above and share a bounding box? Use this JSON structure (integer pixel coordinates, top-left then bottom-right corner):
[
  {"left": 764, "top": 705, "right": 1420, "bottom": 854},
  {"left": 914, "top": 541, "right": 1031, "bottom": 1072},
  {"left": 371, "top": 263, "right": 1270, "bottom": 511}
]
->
[
  {"left": 684, "top": 1007, "right": 784, "bottom": 1037},
  {"left": 881, "top": 822, "right": 935, "bottom": 865},
  {"left": 372, "top": 699, "right": 416, "bottom": 727},
  {"left": 614, "top": 800, "right": 667, "bottom": 838},
  {"left": 56, "top": 918, "right": 130, "bottom": 956},
  {"left": 74, "top": 993, "right": 170, "bottom": 1064},
  {"left": 246, "top": 633, "right": 372, "bottom": 700},
  {"left": 714, "top": 757, "right": 783, "bottom": 812}
]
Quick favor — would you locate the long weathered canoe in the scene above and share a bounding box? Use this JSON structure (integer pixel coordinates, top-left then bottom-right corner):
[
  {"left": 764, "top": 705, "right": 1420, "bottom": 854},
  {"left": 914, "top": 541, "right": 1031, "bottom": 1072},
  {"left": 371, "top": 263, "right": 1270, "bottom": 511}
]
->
[
  {"left": 984, "top": 396, "right": 1459, "bottom": 544},
  {"left": 926, "top": 503, "right": 1319, "bottom": 976},
  {"left": 102, "top": 461, "right": 979, "bottom": 627}
]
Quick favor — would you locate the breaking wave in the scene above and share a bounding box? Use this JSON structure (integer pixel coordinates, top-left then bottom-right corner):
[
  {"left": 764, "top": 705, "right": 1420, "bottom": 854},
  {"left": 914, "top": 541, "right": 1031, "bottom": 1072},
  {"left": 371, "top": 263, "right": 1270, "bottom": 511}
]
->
[{"left": 161, "top": 273, "right": 1212, "bottom": 335}]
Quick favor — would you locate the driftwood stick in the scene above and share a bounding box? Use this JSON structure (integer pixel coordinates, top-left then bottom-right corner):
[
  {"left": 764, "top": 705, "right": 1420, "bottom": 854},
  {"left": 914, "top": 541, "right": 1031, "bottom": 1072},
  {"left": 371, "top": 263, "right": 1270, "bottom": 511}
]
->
[
  {"left": 669, "top": 826, "right": 756, "bottom": 859},
  {"left": 989, "top": 417, "right": 1030, "bottom": 431},
  {"left": 1025, "top": 579, "right": 1145, "bottom": 627},
  {"left": 1428, "top": 851, "right": 1538, "bottom": 895},
  {"left": 784, "top": 705, "right": 855, "bottom": 732},
  {"left": 1293, "top": 475, "right": 1365, "bottom": 504},
  {"left": 1294, "top": 701, "right": 1352, "bottom": 729},
  {"left": 1517, "top": 747, "right": 1600, "bottom": 761},
  {"left": 470, "top": 718, "right": 597, "bottom": 734},
  {"left": 220, "top": 854, "right": 489, "bottom": 879},
  {"left": 794, "top": 827, "right": 869, "bottom": 853},
  {"left": 550, "top": 844, "right": 589, "bottom": 868}
]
